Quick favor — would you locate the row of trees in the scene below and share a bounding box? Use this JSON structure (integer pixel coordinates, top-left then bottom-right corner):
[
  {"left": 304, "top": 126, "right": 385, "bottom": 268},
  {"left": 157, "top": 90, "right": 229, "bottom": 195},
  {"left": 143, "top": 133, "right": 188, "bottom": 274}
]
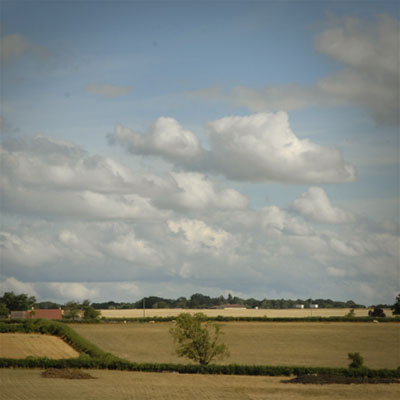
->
[
  {"left": 2, "top": 291, "right": 400, "bottom": 317},
  {"left": 0, "top": 292, "right": 100, "bottom": 320},
  {"left": 92, "top": 293, "right": 366, "bottom": 310}
]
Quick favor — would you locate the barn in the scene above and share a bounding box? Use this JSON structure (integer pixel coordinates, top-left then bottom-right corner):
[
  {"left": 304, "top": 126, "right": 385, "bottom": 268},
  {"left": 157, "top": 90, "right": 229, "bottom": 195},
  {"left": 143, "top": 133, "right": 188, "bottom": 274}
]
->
[{"left": 10, "top": 309, "right": 62, "bottom": 320}]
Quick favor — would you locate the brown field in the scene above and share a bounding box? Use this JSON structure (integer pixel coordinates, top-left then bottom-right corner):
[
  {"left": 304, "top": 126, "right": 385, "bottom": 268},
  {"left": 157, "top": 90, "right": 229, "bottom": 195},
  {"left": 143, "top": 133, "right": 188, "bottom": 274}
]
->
[
  {"left": 0, "top": 333, "right": 79, "bottom": 359},
  {"left": 100, "top": 307, "right": 393, "bottom": 318},
  {"left": 72, "top": 321, "right": 400, "bottom": 369},
  {"left": 1, "top": 369, "right": 399, "bottom": 400}
]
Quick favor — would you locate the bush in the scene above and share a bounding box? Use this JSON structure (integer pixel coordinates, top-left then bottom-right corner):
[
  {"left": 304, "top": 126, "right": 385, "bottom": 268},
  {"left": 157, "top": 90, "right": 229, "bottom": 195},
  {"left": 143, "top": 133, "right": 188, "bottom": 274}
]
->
[{"left": 348, "top": 352, "right": 364, "bottom": 368}]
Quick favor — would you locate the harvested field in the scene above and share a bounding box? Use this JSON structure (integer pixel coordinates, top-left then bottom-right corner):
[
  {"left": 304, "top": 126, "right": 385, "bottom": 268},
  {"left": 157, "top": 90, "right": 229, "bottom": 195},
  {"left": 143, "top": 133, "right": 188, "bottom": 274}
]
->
[
  {"left": 0, "top": 333, "right": 80, "bottom": 359},
  {"left": 1, "top": 369, "right": 399, "bottom": 400},
  {"left": 100, "top": 307, "right": 393, "bottom": 318},
  {"left": 72, "top": 322, "right": 399, "bottom": 369}
]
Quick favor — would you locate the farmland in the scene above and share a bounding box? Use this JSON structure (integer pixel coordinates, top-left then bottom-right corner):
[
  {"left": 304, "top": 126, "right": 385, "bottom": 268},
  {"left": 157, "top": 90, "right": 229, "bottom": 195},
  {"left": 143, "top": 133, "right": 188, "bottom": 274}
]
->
[
  {"left": 99, "top": 307, "right": 393, "bottom": 319},
  {"left": 0, "top": 333, "right": 79, "bottom": 359},
  {"left": 1, "top": 369, "right": 399, "bottom": 400},
  {"left": 72, "top": 321, "right": 399, "bottom": 369}
]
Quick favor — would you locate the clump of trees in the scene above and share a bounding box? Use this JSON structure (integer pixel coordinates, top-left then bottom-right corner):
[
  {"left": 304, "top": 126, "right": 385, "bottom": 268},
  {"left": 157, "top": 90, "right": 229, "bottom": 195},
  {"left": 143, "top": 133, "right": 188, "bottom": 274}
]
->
[
  {"left": 170, "top": 312, "right": 230, "bottom": 365},
  {"left": 0, "top": 292, "right": 37, "bottom": 317},
  {"left": 63, "top": 300, "right": 100, "bottom": 320},
  {"left": 368, "top": 307, "right": 386, "bottom": 318}
]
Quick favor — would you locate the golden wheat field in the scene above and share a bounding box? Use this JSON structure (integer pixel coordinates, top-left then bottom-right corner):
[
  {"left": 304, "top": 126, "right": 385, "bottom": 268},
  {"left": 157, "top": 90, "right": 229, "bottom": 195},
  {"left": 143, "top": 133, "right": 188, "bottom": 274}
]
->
[
  {"left": 72, "top": 321, "right": 400, "bottom": 369},
  {"left": 100, "top": 307, "right": 393, "bottom": 318},
  {"left": 0, "top": 333, "right": 80, "bottom": 359},
  {"left": 1, "top": 369, "right": 399, "bottom": 400}
]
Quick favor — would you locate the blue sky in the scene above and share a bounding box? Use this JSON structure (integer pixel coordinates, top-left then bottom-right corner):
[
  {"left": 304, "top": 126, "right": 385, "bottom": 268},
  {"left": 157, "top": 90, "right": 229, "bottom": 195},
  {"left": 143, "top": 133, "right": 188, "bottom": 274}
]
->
[{"left": 1, "top": 0, "right": 399, "bottom": 305}]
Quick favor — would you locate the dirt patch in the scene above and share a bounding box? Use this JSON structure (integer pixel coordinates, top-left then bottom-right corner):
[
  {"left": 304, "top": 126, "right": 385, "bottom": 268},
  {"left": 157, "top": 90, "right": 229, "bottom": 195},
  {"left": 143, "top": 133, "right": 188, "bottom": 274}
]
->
[
  {"left": 41, "top": 368, "right": 96, "bottom": 380},
  {"left": 282, "top": 374, "right": 400, "bottom": 385}
]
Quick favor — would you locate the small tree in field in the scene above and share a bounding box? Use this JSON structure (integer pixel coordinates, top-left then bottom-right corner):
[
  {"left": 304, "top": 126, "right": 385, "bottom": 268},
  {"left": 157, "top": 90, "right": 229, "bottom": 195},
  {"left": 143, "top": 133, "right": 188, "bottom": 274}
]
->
[
  {"left": 170, "top": 312, "right": 230, "bottom": 365},
  {"left": 348, "top": 352, "right": 364, "bottom": 368},
  {"left": 391, "top": 294, "right": 400, "bottom": 315}
]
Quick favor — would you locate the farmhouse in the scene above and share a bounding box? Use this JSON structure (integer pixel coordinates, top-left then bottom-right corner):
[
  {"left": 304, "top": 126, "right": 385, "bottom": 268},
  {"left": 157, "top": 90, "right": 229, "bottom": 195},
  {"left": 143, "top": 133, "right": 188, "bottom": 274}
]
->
[{"left": 10, "top": 309, "right": 63, "bottom": 320}]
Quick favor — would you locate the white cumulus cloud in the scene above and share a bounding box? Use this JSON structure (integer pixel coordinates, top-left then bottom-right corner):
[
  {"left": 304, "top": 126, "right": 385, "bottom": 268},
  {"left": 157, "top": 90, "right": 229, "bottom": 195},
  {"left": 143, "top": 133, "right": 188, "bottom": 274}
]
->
[
  {"left": 293, "top": 187, "right": 355, "bottom": 224},
  {"left": 111, "top": 117, "right": 201, "bottom": 162},
  {"left": 207, "top": 112, "right": 355, "bottom": 183}
]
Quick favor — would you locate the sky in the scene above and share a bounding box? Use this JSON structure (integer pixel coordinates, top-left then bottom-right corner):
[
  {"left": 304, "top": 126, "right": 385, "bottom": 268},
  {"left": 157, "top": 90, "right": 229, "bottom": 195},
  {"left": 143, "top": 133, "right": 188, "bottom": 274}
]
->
[{"left": 0, "top": 0, "right": 399, "bottom": 306}]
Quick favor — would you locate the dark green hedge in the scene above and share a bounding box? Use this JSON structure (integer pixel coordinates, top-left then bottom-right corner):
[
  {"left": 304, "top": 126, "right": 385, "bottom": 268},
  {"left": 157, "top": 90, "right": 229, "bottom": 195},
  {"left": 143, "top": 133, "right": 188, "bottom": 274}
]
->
[{"left": 0, "top": 357, "right": 399, "bottom": 378}]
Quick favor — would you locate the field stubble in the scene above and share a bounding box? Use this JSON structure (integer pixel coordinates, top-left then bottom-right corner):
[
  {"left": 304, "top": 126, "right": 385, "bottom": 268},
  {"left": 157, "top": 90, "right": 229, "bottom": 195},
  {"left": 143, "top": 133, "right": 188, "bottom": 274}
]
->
[
  {"left": 99, "top": 307, "right": 393, "bottom": 319},
  {"left": 0, "top": 333, "right": 79, "bottom": 359},
  {"left": 1, "top": 369, "right": 399, "bottom": 400}
]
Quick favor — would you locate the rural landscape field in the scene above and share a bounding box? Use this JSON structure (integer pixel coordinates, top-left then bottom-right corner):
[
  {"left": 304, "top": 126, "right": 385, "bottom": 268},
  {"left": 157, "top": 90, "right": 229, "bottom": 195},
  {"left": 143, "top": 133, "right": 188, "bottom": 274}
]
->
[
  {"left": 72, "top": 321, "right": 399, "bottom": 369},
  {"left": 2, "top": 369, "right": 400, "bottom": 400},
  {"left": 0, "top": 333, "right": 79, "bottom": 359},
  {"left": 99, "top": 308, "right": 393, "bottom": 319}
]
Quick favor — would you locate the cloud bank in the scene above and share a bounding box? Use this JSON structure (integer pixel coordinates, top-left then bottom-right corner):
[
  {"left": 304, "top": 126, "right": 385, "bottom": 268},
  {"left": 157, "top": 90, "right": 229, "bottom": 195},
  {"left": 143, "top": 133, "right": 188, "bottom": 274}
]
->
[{"left": 191, "top": 15, "right": 399, "bottom": 126}]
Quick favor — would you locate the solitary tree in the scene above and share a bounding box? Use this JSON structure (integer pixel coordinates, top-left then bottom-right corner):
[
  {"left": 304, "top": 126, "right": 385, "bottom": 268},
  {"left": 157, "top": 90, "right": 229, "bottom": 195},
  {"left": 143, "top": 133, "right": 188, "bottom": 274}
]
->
[
  {"left": 170, "top": 312, "right": 230, "bottom": 365},
  {"left": 391, "top": 294, "right": 400, "bottom": 315}
]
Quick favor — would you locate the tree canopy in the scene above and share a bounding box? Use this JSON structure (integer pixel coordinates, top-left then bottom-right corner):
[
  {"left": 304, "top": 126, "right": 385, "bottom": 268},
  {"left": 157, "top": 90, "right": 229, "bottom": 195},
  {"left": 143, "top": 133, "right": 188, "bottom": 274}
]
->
[
  {"left": 170, "top": 312, "right": 230, "bottom": 365},
  {"left": 0, "top": 291, "right": 36, "bottom": 311}
]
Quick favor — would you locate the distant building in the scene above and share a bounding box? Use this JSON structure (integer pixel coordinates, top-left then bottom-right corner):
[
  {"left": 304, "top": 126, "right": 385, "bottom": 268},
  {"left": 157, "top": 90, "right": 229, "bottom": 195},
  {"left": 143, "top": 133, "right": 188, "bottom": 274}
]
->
[
  {"left": 209, "top": 304, "right": 247, "bottom": 310},
  {"left": 310, "top": 304, "right": 319, "bottom": 309},
  {"left": 295, "top": 304, "right": 304, "bottom": 309},
  {"left": 10, "top": 309, "right": 62, "bottom": 320}
]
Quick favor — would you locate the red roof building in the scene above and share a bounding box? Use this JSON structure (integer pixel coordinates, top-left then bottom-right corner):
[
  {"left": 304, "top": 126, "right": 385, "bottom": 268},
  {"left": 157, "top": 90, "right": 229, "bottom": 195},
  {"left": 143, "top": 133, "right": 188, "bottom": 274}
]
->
[{"left": 10, "top": 309, "right": 63, "bottom": 320}]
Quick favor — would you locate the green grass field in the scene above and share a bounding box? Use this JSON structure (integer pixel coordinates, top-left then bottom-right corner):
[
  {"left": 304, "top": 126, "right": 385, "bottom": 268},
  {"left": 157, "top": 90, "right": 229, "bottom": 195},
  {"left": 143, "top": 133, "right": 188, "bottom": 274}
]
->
[
  {"left": 71, "top": 321, "right": 400, "bottom": 369},
  {"left": 1, "top": 369, "right": 399, "bottom": 400}
]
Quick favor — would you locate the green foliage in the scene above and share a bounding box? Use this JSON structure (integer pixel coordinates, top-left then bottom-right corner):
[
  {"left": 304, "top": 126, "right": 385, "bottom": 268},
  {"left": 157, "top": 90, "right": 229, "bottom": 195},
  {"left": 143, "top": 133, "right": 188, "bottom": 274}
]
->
[
  {"left": 63, "top": 301, "right": 81, "bottom": 320},
  {"left": 345, "top": 309, "right": 355, "bottom": 318},
  {"left": 348, "top": 352, "right": 364, "bottom": 368},
  {"left": 0, "top": 292, "right": 36, "bottom": 311},
  {"left": 82, "top": 300, "right": 101, "bottom": 320},
  {"left": 0, "top": 303, "right": 9, "bottom": 318},
  {"left": 368, "top": 307, "right": 386, "bottom": 318},
  {"left": 391, "top": 294, "right": 400, "bottom": 315},
  {"left": 170, "top": 312, "right": 230, "bottom": 365}
]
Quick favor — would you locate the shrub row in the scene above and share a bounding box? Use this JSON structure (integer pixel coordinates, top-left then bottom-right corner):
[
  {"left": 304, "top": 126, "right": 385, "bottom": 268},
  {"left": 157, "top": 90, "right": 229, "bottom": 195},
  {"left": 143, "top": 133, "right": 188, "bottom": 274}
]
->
[{"left": 0, "top": 356, "right": 398, "bottom": 378}]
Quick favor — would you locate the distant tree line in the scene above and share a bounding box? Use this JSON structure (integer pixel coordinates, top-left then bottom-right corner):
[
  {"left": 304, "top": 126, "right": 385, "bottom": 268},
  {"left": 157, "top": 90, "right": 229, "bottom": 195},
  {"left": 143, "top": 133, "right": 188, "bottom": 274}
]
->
[
  {"left": 91, "top": 293, "right": 366, "bottom": 310},
  {"left": 3, "top": 291, "right": 400, "bottom": 316}
]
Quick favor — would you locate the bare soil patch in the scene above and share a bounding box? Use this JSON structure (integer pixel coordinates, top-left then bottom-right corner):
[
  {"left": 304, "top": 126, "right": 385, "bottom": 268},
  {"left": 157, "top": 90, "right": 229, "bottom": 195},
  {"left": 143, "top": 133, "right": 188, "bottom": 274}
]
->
[
  {"left": 283, "top": 374, "right": 400, "bottom": 385},
  {"left": 41, "top": 368, "right": 96, "bottom": 379}
]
